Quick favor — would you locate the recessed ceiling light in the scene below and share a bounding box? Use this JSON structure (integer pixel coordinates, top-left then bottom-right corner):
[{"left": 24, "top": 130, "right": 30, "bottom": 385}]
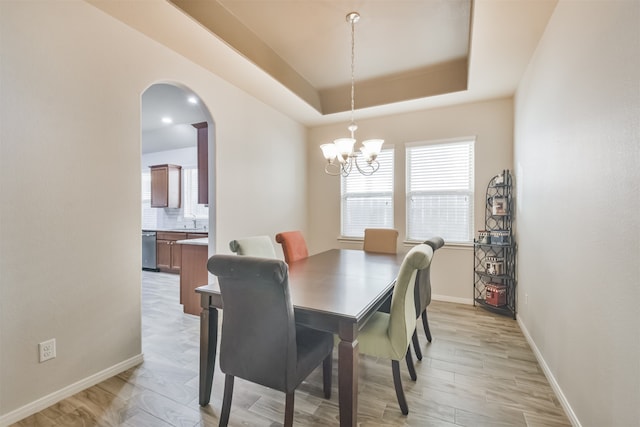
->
[
  {"left": 162, "top": 117, "right": 173, "bottom": 124},
  {"left": 188, "top": 96, "right": 198, "bottom": 104}
]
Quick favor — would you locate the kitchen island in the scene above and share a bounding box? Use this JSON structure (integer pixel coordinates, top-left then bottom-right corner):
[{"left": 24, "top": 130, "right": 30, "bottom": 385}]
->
[
  {"left": 144, "top": 229, "right": 208, "bottom": 274},
  {"left": 176, "top": 237, "right": 209, "bottom": 315}
]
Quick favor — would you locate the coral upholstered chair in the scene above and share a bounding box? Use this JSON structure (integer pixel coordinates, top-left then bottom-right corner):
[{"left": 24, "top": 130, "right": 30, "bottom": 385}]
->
[
  {"left": 275, "top": 231, "right": 309, "bottom": 264},
  {"left": 207, "top": 255, "right": 333, "bottom": 427},
  {"left": 229, "top": 235, "right": 277, "bottom": 258},
  {"left": 363, "top": 228, "right": 399, "bottom": 254}
]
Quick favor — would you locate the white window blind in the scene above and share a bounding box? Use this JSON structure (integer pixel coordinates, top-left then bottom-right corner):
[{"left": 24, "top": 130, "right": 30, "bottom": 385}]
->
[
  {"left": 141, "top": 170, "right": 157, "bottom": 228},
  {"left": 183, "top": 167, "right": 208, "bottom": 219},
  {"left": 406, "top": 139, "right": 474, "bottom": 243},
  {"left": 341, "top": 148, "right": 394, "bottom": 238}
]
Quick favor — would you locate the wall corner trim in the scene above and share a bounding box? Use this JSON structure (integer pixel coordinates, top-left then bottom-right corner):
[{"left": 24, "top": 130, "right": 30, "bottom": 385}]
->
[{"left": 0, "top": 354, "right": 144, "bottom": 426}]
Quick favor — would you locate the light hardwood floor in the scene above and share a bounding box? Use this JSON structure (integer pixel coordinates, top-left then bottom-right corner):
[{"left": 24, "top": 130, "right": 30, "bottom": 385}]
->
[{"left": 13, "top": 271, "right": 571, "bottom": 426}]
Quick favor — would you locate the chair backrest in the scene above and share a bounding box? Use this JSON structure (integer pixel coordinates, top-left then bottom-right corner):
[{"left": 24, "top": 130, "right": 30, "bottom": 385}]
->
[
  {"left": 363, "top": 228, "right": 399, "bottom": 254},
  {"left": 414, "top": 236, "right": 445, "bottom": 314},
  {"left": 229, "top": 235, "right": 277, "bottom": 258},
  {"left": 207, "top": 255, "right": 297, "bottom": 392},
  {"left": 387, "top": 244, "right": 433, "bottom": 359},
  {"left": 275, "top": 231, "right": 309, "bottom": 263}
]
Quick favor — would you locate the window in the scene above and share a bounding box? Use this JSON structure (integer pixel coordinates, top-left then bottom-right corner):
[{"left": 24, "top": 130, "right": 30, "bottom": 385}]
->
[
  {"left": 341, "top": 148, "right": 394, "bottom": 238},
  {"left": 406, "top": 139, "right": 474, "bottom": 243},
  {"left": 183, "top": 167, "right": 208, "bottom": 219},
  {"left": 141, "top": 170, "right": 157, "bottom": 228},
  {"left": 140, "top": 167, "right": 208, "bottom": 230}
]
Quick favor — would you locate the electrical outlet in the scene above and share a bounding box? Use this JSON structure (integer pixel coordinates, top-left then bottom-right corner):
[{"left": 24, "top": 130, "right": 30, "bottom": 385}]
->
[
  {"left": 525, "top": 294, "right": 529, "bottom": 305},
  {"left": 39, "top": 339, "right": 56, "bottom": 363}
]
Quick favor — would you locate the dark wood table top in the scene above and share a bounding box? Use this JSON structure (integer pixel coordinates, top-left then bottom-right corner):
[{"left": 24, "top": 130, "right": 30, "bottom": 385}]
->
[
  {"left": 196, "top": 248, "right": 407, "bottom": 424},
  {"left": 196, "top": 248, "right": 405, "bottom": 328}
]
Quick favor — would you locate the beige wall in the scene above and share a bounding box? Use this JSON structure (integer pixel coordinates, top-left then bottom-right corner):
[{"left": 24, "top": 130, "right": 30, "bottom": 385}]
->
[
  {"left": 308, "top": 98, "right": 514, "bottom": 302},
  {"left": 0, "top": 1, "right": 306, "bottom": 421},
  {"left": 514, "top": 1, "right": 640, "bottom": 425}
]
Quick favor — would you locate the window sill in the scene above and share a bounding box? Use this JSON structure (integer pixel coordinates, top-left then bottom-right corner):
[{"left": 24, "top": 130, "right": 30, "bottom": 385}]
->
[
  {"left": 403, "top": 240, "right": 472, "bottom": 250},
  {"left": 337, "top": 236, "right": 364, "bottom": 244},
  {"left": 338, "top": 236, "right": 472, "bottom": 251}
]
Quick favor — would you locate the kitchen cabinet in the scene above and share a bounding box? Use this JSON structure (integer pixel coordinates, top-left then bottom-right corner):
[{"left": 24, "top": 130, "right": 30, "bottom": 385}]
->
[
  {"left": 156, "top": 231, "right": 208, "bottom": 274},
  {"left": 150, "top": 164, "right": 181, "bottom": 208},
  {"left": 187, "top": 232, "right": 208, "bottom": 240},
  {"left": 178, "top": 239, "right": 209, "bottom": 315},
  {"left": 156, "top": 232, "right": 186, "bottom": 273},
  {"left": 192, "top": 122, "right": 208, "bottom": 205}
]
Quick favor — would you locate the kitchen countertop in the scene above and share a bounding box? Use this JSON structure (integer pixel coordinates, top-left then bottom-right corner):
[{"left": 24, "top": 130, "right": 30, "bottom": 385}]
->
[
  {"left": 142, "top": 228, "right": 208, "bottom": 233},
  {"left": 176, "top": 237, "right": 208, "bottom": 246}
]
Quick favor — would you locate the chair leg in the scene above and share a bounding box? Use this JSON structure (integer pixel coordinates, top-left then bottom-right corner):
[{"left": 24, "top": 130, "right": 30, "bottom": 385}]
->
[
  {"left": 405, "top": 348, "right": 417, "bottom": 381},
  {"left": 422, "top": 309, "right": 432, "bottom": 342},
  {"left": 322, "top": 352, "right": 332, "bottom": 399},
  {"left": 284, "top": 392, "right": 295, "bottom": 427},
  {"left": 412, "top": 329, "right": 423, "bottom": 361},
  {"left": 219, "top": 375, "right": 234, "bottom": 427},
  {"left": 392, "top": 360, "right": 409, "bottom": 415}
]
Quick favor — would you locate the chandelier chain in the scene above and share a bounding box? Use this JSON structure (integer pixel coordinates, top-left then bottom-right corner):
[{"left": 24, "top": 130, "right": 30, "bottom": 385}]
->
[
  {"left": 350, "top": 15, "right": 356, "bottom": 132},
  {"left": 319, "top": 11, "right": 383, "bottom": 177}
]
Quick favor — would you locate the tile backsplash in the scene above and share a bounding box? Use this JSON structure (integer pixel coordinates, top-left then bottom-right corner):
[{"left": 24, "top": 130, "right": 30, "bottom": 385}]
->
[{"left": 142, "top": 203, "right": 208, "bottom": 231}]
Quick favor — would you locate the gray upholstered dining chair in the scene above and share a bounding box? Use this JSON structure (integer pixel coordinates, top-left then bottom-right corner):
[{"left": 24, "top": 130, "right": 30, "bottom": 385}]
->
[
  {"left": 363, "top": 228, "right": 399, "bottom": 254},
  {"left": 207, "top": 255, "right": 333, "bottom": 427},
  {"left": 411, "top": 236, "right": 445, "bottom": 361},
  {"left": 357, "top": 244, "right": 433, "bottom": 415},
  {"left": 228, "top": 235, "right": 277, "bottom": 258}
]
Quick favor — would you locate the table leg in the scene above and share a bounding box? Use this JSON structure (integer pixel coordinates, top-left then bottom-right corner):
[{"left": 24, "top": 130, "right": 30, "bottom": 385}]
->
[
  {"left": 199, "top": 305, "right": 218, "bottom": 406},
  {"left": 338, "top": 324, "right": 358, "bottom": 426}
]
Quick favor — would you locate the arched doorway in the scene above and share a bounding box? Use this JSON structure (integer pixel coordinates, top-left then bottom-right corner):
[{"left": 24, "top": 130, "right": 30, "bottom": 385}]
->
[{"left": 140, "top": 82, "right": 215, "bottom": 299}]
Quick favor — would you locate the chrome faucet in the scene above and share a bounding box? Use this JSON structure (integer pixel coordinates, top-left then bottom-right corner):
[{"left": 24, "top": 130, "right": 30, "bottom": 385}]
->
[{"left": 191, "top": 214, "right": 197, "bottom": 229}]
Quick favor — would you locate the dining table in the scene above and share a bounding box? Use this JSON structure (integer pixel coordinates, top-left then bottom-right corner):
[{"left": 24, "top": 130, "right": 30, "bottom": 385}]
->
[{"left": 196, "top": 248, "right": 406, "bottom": 426}]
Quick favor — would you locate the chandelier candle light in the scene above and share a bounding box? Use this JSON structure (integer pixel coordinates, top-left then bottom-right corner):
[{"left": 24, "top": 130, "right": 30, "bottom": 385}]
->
[{"left": 320, "top": 12, "right": 384, "bottom": 177}]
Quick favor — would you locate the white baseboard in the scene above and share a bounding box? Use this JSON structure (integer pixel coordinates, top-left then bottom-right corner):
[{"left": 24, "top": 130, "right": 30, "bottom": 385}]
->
[
  {"left": 0, "top": 353, "right": 144, "bottom": 427},
  {"left": 516, "top": 316, "right": 581, "bottom": 427},
  {"left": 432, "top": 294, "right": 474, "bottom": 305}
]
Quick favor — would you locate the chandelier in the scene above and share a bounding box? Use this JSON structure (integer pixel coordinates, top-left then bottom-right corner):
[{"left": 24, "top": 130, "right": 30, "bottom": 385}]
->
[{"left": 320, "top": 12, "right": 384, "bottom": 177}]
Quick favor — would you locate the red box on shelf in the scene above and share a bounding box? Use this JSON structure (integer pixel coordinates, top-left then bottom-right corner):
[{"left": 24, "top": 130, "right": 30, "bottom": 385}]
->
[{"left": 485, "top": 283, "right": 507, "bottom": 306}]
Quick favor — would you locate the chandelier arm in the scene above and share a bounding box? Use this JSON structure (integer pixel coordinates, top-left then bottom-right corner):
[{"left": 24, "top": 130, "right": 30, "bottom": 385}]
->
[
  {"left": 342, "top": 157, "right": 354, "bottom": 177},
  {"left": 324, "top": 162, "right": 342, "bottom": 176},
  {"left": 353, "top": 157, "right": 380, "bottom": 176}
]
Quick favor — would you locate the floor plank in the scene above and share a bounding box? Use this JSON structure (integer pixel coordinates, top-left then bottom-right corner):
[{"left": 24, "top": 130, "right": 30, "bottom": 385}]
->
[{"left": 11, "top": 271, "right": 571, "bottom": 426}]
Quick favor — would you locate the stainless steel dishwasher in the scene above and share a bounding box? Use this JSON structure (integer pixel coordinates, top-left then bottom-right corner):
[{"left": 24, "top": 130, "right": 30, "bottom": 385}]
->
[{"left": 142, "top": 230, "right": 158, "bottom": 271}]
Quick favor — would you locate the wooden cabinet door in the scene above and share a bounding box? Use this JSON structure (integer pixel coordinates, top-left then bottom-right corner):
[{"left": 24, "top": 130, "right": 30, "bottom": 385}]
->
[
  {"left": 150, "top": 167, "right": 168, "bottom": 207},
  {"left": 156, "top": 231, "right": 187, "bottom": 273},
  {"left": 156, "top": 239, "right": 171, "bottom": 270},
  {"left": 150, "top": 164, "right": 181, "bottom": 208},
  {"left": 171, "top": 242, "right": 182, "bottom": 272}
]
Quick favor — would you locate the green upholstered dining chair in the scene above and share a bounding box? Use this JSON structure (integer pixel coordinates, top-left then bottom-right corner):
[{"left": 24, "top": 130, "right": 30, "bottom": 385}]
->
[
  {"left": 207, "top": 255, "right": 333, "bottom": 427},
  {"left": 357, "top": 244, "right": 433, "bottom": 415},
  {"left": 411, "top": 237, "right": 445, "bottom": 361},
  {"left": 275, "top": 230, "right": 309, "bottom": 264},
  {"left": 363, "top": 228, "right": 399, "bottom": 254},
  {"left": 228, "top": 235, "right": 277, "bottom": 258}
]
